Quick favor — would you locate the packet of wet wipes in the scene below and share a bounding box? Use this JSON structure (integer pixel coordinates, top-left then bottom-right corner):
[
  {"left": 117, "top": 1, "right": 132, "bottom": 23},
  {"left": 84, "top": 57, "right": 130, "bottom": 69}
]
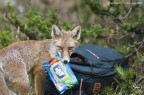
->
[{"left": 43, "top": 57, "right": 78, "bottom": 94}]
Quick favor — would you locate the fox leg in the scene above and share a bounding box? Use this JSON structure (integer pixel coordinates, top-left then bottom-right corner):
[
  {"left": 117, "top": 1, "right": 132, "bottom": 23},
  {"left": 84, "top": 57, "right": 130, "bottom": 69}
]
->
[
  {"left": 0, "top": 68, "right": 17, "bottom": 95},
  {"left": 5, "top": 60, "right": 30, "bottom": 95},
  {"left": 33, "top": 66, "right": 46, "bottom": 95},
  {"left": 12, "top": 71, "right": 30, "bottom": 95}
]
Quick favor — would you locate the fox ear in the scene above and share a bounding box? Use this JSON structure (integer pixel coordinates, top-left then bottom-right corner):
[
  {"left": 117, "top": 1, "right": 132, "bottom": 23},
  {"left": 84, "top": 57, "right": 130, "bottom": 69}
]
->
[
  {"left": 51, "top": 25, "right": 62, "bottom": 38},
  {"left": 71, "top": 26, "right": 81, "bottom": 40}
]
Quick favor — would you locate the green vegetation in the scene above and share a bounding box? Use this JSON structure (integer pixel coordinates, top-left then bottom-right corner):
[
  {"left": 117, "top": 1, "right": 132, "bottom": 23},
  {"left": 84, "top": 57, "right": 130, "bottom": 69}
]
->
[{"left": 0, "top": 30, "right": 14, "bottom": 49}]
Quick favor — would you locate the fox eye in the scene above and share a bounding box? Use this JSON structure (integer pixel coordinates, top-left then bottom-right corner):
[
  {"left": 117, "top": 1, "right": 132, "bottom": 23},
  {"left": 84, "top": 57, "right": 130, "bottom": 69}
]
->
[
  {"left": 68, "top": 47, "right": 74, "bottom": 51},
  {"left": 57, "top": 46, "right": 63, "bottom": 51}
]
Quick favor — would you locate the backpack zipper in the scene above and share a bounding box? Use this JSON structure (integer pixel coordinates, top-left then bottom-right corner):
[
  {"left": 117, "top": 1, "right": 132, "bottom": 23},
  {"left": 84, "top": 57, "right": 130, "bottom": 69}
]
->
[
  {"left": 84, "top": 49, "right": 100, "bottom": 76},
  {"left": 84, "top": 49, "right": 100, "bottom": 59}
]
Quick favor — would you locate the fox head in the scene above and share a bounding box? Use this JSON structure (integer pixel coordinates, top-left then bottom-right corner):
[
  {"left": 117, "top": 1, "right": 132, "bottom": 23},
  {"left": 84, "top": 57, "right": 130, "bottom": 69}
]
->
[{"left": 51, "top": 25, "right": 81, "bottom": 63}]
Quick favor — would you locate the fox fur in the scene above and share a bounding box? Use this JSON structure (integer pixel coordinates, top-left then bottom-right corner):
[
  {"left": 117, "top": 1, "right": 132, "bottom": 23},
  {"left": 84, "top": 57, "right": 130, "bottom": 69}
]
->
[{"left": 0, "top": 25, "right": 81, "bottom": 95}]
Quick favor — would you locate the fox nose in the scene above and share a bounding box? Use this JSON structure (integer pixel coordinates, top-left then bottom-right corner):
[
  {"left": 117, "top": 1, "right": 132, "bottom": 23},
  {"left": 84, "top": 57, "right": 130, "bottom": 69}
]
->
[{"left": 63, "top": 60, "right": 68, "bottom": 63}]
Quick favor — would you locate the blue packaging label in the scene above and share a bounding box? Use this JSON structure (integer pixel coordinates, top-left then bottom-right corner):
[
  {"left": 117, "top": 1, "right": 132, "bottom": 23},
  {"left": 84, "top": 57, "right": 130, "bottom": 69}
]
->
[
  {"left": 53, "top": 64, "right": 65, "bottom": 79},
  {"left": 42, "top": 56, "right": 79, "bottom": 95}
]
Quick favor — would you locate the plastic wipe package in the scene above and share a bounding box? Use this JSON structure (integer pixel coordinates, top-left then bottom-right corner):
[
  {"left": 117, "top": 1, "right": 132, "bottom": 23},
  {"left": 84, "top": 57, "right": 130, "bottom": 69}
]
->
[{"left": 42, "top": 55, "right": 78, "bottom": 94}]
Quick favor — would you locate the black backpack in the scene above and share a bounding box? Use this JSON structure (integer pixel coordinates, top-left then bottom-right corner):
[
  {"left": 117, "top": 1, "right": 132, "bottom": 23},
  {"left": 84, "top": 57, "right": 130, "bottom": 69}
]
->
[{"left": 43, "top": 45, "right": 129, "bottom": 95}]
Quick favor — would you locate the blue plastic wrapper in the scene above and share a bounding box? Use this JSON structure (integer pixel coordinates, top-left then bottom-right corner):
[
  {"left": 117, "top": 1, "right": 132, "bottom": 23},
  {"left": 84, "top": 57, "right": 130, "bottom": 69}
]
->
[{"left": 42, "top": 54, "right": 78, "bottom": 95}]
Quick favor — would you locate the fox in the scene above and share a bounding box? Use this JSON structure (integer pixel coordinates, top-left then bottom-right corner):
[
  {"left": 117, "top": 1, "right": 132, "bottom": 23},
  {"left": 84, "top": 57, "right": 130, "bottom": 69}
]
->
[{"left": 0, "top": 25, "right": 81, "bottom": 95}]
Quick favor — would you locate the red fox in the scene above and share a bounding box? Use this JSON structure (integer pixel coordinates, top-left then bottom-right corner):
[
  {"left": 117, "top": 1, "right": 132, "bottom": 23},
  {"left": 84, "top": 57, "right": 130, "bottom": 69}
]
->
[{"left": 0, "top": 25, "right": 81, "bottom": 95}]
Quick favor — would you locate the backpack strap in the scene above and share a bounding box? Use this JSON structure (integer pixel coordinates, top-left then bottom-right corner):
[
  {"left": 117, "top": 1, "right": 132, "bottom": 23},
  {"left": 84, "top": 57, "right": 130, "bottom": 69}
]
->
[
  {"left": 111, "top": 82, "right": 117, "bottom": 89},
  {"left": 93, "top": 83, "right": 101, "bottom": 95}
]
